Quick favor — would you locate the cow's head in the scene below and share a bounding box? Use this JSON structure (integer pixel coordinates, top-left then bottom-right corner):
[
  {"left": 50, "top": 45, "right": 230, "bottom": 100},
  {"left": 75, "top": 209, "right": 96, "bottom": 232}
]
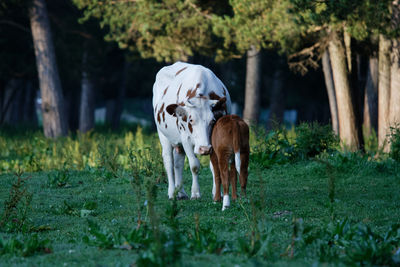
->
[{"left": 167, "top": 97, "right": 227, "bottom": 155}]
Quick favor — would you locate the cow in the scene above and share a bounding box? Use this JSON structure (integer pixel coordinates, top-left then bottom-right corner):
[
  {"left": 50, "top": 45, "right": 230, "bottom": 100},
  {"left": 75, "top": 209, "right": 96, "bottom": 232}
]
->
[
  {"left": 210, "top": 115, "right": 249, "bottom": 211},
  {"left": 153, "top": 62, "right": 232, "bottom": 199}
]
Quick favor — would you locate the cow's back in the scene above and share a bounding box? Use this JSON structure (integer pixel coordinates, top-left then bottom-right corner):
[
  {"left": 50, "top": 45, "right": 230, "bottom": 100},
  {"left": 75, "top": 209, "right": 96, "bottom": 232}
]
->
[{"left": 212, "top": 115, "right": 249, "bottom": 153}]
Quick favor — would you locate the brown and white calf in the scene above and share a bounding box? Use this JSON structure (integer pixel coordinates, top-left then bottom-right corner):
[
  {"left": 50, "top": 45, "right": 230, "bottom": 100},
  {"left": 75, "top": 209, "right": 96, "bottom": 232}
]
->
[{"left": 210, "top": 115, "right": 249, "bottom": 211}]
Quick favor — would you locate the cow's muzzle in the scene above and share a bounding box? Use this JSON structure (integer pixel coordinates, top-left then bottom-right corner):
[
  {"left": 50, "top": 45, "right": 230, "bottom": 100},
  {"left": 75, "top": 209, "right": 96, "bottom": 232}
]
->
[{"left": 199, "top": 145, "right": 212, "bottom": 155}]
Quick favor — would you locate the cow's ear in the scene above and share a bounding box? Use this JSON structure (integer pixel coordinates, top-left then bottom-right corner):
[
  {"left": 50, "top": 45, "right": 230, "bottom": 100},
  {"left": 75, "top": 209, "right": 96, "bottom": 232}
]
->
[
  {"left": 212, "top": 97, "right": 226, "bottom": 112},
  {"left": 166, "top": 104, "right": 178, "bottom": 116},
  {"left": 167, "top": 104, "right": 187, "bottom": 118}
]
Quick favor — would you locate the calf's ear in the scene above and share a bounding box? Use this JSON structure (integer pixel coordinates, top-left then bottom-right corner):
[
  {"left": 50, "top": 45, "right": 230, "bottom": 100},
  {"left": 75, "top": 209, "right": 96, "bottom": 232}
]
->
[{"left": 167, "top": 104, "right": 187, "bottom": 118}]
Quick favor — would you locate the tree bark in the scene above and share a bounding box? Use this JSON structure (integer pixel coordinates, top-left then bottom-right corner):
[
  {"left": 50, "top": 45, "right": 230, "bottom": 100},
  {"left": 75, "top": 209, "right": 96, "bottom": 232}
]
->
[
  {"left": 322, "top": 50, "right": 339, "bottom": 135},
  {"left": 243, "top": 45, "right": 261, "bottom": 125},
  {"left": 363, "top": 56, "right": 378, "bottom": 136},
  {"left": 378, "top": 34, "right": 392, "bottom": 152},
  {"left": 267, "top": 58, "right": 285, "bottom": 130},
  {"left": 29, "top": 0, "right": 67, "bottom": 137},
  {"left": 79, "top": 51, "right": 95, "bottom": 133},
  {"left": 389, "top": 1, "right": 400, "bottom": 138},
  {"left": 328, "top": 31, "right": 360, "bottom": 151}
]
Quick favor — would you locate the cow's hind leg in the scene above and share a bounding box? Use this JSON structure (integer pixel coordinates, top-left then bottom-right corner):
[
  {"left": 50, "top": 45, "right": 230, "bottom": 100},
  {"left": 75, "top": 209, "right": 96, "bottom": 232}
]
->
[
  {"left": 173, "top": 147, "right": 188, "bottom": 199},
  {"left": 159, "top": 133, "right": 175, "bottom": 199},
  {"left": 182, "top": 142, "right": 201, "bottom": 199}
]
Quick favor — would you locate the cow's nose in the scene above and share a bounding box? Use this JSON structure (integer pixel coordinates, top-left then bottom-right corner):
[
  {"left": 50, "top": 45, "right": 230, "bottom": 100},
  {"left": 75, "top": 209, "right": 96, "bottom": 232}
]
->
[{"left": 199, "top": 145, "right": 212, "bottom": 155}]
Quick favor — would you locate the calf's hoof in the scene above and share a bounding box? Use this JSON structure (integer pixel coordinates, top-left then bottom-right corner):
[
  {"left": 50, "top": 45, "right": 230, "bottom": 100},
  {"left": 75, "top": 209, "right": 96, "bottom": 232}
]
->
[{"left": 222, "top": 195, "right": 230, "bottom": 211}]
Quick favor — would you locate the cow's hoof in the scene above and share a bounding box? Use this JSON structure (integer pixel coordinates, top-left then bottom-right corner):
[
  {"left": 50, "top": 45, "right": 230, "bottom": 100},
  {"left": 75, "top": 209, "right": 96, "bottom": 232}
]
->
[
  {"left": 177, "top": 192, "right": 189, "bottom": 200},
  {"left": 222, "top": 205, "right": 229, "bottom": 211},
  {"left": 191, "top": 192, "right": 201, "bottom": 199}
]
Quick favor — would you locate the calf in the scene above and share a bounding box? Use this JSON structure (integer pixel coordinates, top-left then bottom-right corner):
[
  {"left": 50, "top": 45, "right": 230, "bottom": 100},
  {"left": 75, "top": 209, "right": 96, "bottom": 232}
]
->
[{"left": 210, "top": 115, "right": 249, "bottom": 211}]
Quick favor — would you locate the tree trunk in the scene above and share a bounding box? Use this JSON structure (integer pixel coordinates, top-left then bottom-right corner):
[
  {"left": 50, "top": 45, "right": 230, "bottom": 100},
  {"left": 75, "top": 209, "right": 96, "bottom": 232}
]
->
[
  {"left": 243, "top": 45, "right": 261, "bottom": 124},
  {"left": 267, "top": 58, "right": 285, "bottom": 130},
  {"left": 79, "top": 51, "right": 95, "bottom": 133},
  {"left": 378, "top": 34, "right": 392, "bottom": 152},
  {"left": 322, "top": 50, "right": 339, "bottom": 135},
  {"left": 328, "top": 31, "right": 360, "bottom": 151},
  {"left": 363, "top": 56, "right": 378, "bottom": 136},
  {"left": 29, "top": 0, "right": 67, "bottom": 137},
  {"left": 389, "top": 1, "right": 400, "bottom": 140}
]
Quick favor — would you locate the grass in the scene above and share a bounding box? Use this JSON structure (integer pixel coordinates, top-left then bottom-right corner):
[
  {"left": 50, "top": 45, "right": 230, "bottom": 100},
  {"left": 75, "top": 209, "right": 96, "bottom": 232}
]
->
[
  {"left": 0, "top": 159, "right": 399, "bottom": 265},
  {"left": 0, "top": 124, "right": 399, "bottom": 266}
]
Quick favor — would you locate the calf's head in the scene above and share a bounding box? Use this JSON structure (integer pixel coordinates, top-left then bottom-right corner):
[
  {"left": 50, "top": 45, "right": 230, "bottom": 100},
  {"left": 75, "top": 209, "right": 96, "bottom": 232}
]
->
[{"left": 167, "top": 97, "right": 226, "bottom": 155}]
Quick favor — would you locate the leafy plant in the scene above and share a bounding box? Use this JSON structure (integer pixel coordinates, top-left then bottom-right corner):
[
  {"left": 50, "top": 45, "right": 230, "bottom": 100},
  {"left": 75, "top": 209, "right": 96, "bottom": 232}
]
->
[
  {"left": 389, "top": 125, "right": 400, "bottom": 162},
  {"left": 294, "top": 122, "right": 339, "bottom": 159},
  {"left": 0, "top": 170, "right": 33, "bottom": 232},
  {"left": 0, "top": 234, "right": 52, "bottom": 257},
  {"left": 46, "top": 169, "right": 71, "bottom": 188}
]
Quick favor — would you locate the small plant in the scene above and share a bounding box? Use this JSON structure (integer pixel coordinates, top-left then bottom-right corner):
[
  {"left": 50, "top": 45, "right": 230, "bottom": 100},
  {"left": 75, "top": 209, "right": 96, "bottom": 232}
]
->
[
  {"left": 0, "top": 170, "right": 33, "bottom": 232},
  {"left": 46, "top": 169, "right": 71, "bottom": 188},
  {"left": 389, "top": 126, "right": 400, "bottom": 161},
  {"left": 0, "top": 234, "right": 52, "bottom": 257},
  {"left": 295, "top": 122, "right": 339, "bottom": 159}
]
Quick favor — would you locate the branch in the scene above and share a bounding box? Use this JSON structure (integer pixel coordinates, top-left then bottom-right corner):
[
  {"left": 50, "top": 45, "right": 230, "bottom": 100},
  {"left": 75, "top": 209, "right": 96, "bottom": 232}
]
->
[
  {"left": 0, "top": 20, "right": 30, "bottom": 33},
  {"left": 186, "top": 0, "right": 212, "bottom": 20}
]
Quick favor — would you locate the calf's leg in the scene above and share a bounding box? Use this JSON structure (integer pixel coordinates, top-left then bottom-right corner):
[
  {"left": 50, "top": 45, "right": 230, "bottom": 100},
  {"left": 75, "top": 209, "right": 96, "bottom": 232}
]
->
[
  {"left": 239, "top": 151, "right": 249, "bottom": 196},
  {"left": 218, "top": 155, "right": 230, "bottom": 211},
  {"left": 229, "top": 161, "right": 238, "bottom": 200},
  {"left": 210, "top": 152, "right": 221, "bottom": 202}
]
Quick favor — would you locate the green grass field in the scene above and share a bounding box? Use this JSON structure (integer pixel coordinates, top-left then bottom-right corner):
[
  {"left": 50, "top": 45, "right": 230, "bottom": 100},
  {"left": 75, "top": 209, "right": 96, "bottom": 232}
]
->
[{"left": 0, "top": 125, "right": 400, "bottom": 266}]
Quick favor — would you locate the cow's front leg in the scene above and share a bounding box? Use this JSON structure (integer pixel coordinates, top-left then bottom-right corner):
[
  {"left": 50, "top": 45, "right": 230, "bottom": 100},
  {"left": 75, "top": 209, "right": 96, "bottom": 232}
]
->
[
  {"left": 159, "top": 134, "right": 175, "bottom": 199},
  {"left": 173, "top": 146, "right": 188, "bottom": 199},
  {"left": 182, "top": 142, "right": 201, "bottom": 199}
]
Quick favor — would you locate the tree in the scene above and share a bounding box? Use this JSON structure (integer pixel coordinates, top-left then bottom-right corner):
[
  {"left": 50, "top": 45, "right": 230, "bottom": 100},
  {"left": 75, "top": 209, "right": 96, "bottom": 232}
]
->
[
  {"left": 29, "top": 0, "right": 67, "bottom": 137},
  {"left": 243, "top": 45, "right": 261, "bottom": 124},
  {"left": 322, "top": 50, "right": 339, "bottom": 135},
  {"left": 79, "top": 50, "right": 95, "bottom": 133}
]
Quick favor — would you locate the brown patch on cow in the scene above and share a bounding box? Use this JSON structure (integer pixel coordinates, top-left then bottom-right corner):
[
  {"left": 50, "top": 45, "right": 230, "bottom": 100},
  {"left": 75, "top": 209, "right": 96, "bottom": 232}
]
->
[
  {"left": 196, "top": 83, "right": 201, "bottom": 89},
  {"left": 178, "top": 102, "right": 185, "bottom": 106},
  {"left": 176, "top": 118, "right": 179, "bottom": 128},
  {"left": 182, "top": 115, "right": 187, "bottom": 122},
  {"left": 157, "top": 103, "right": 165, "bottom": 123},
  {"left": 209, "top": 91, "right": 221, "bottom": 100},
  {"left": 157, "top": 113, "right": 161, "bottom": 124},
  {"left": 210, "top": 115, "right": 249, "bottom": 204},
  {"left": 165, "top": 124, "right": 167, "bottom": 129},
  {"left": 188, "top": 123, "right": 193, "bottom": 133},
  {"left": 175, "top": 67, "right": 187, "bottom": 76},
  {"left": 177, "top": 84, "right": 182, "bottom": 97},
  {"left": 163, "top": 87, "right": 169, "bottom": 96},
  {"left": 180, "top": 123, "right": 186, "bottom": 131},
  {"left": 222, "top": 87, "right": 227, "bottom": 96},
  {"left": 162, "top": 111, "right": 165, "bottom": 122},
  {"left": 154, "top": 104, "right": 158, "bottom": 113},
  {"left": 198, "top": 93, "right": 208, "bottom": 100},
  {"left": 186, "top": 88, "right": 197, "bottom": 99}
]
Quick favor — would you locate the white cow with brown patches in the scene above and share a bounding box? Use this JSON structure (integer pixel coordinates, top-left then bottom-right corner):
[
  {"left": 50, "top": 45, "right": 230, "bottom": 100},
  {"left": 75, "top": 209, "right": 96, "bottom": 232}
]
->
[{"left": 153, "top": 62, "right": 231, "bottom": 199}]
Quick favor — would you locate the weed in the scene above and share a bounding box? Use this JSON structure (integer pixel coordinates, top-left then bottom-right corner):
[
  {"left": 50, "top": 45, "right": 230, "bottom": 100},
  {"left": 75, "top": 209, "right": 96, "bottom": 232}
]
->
[
  {"left": 46, "top": 169, "right": 71, "bottom": 188},
  {"left": 0, "top": 170, "right": 33, "bottom": 232},
  {"left": 389, "top": 125, "right": 400, "bottom": 162},
  {"left": 0, "top": 234, "right": 51, "bottom": 257}
]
